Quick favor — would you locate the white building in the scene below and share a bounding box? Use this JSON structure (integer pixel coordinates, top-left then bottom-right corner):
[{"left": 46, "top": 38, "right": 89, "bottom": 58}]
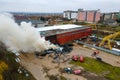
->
[{"left": 63, "top": 10, "right": 78, "bottom": 20}]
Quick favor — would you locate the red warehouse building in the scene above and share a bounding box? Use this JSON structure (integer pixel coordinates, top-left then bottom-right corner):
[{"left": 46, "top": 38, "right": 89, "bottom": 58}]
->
[{"left": 36, "top": 24, "right": 92, "bottom": 45}]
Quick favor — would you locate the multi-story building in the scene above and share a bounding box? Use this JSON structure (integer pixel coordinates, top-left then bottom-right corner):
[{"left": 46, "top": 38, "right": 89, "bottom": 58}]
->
[
  {"left": 100, "top": 12, "right": 119, "bottom": 26},
  {"left": 77, "top": 11, "right": 87, "bottom": 21},
  {"left": 77, "top": 9, "right": 101, "bottom": 23},
  {"left": 63, "top": 10, "right": 78, "bottom": 20},
  {"left": 63, "top": 9, "right": 101, "bottom": 23},
  {"left": 101, "top": 12, "right": 119, "bottom": 21}
]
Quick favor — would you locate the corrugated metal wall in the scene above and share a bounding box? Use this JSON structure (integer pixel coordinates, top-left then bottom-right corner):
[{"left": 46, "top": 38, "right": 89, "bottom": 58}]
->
[{"left": 56, "top": 28, "right": 92, "bottom": 45}]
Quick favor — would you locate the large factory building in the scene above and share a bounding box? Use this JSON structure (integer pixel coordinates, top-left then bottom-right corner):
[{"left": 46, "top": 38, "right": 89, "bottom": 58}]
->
[{"left": 36, "top": 24, "right": 92, "bottom": 45}]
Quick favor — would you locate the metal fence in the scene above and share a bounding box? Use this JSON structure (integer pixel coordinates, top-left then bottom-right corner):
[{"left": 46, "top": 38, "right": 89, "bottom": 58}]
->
[{"left": 76, "top": 41, "right": 120, "bottom": 56}]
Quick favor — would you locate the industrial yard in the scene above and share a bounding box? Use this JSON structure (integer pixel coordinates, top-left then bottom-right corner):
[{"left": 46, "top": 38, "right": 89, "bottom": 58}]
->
[
  {"left": 0, "top": 12, "right": 120, "bottom": 80},
  {"left": 19, "top": 42, "right": 120, "bottom": 80},
  {"left": 17, "top": 24, "right": 120, "bottom": 80},
  {"left": 0, "top": 0, "right": 120, "bottom": 79}
]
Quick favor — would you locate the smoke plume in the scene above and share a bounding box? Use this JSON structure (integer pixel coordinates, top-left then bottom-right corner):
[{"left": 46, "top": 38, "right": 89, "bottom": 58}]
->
[{"left": 0, "top": 13, "right": 57, "bottom": 53}]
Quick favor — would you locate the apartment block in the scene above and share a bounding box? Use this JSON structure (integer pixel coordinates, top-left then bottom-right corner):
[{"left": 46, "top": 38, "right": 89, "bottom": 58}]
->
[
  {"left": 63, "top": 10, "right": 78, "bottom": 20},
  {"left": 77, "top": 11, "right": 87, "bottom": 21},
  {"left": 102, "top": 12, "right": 119, "bottom": 21},
  {"left": 77, "top": 9, "right": 101, "bottom": 23}
]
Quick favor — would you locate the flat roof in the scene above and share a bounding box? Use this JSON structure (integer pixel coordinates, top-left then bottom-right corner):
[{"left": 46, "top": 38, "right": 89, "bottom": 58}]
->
[
  {"left": 36, "top": 24, "right": 90, "bottom": 36},
  {"left": 36, "top": 24, "right": 83, "bottom": 32}
]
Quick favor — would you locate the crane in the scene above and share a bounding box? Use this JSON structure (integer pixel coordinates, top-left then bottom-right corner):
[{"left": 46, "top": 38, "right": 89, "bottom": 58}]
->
[{"left": 99, "top": 31, "right": 120, "bottom": 50}]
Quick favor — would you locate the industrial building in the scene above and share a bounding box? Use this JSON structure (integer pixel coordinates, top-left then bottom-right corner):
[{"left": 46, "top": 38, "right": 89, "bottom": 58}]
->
[{"left": 36, "top": 24, "right": 92, "bottom": 45}]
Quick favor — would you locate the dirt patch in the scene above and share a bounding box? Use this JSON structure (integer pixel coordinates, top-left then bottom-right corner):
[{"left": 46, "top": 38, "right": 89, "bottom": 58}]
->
[
  {"left": 81, "top": 71, "right": 108, "bottom": 80},
  {"left": 19, "top": 43, "right": 120, "bottom": 80}
]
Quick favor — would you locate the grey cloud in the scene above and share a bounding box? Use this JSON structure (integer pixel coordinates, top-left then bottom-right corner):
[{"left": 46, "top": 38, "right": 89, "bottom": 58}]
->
[{"left": 0, "top": 0, "right": 120, "bottom": 12}]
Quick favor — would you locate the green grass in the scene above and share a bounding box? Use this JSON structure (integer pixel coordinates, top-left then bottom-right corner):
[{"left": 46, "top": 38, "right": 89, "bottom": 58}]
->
[
  {"left": 60, "top": 76, "right": 67, "bottom": 80},
  {"left": 70, "top": 57, "right": 120, "bottom": 80},
  {"left": 98, "top": 26, "right": 120, "bottom": 32}
]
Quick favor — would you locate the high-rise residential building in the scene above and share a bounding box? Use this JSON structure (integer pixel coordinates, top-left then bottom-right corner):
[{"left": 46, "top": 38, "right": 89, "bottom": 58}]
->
[
  {"left": 77, "top": 9, "right": 101, "bottom": 23},
  {"left": 63, "top": 9, "right": 101, "bottom": 23},
  {"left": 101, "top": 12, "right": 119, "bottom": 21},
  {"left": 63, "top": 10, "right": 78, "bottom": 20}
]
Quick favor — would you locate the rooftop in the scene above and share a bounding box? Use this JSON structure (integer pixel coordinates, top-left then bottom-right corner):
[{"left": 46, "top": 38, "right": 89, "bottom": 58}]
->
[
  {"left": 36, "top": 24, "right": 83, "bottom": 31},
  {"left": 36, "top": 24, "right": 90, "bottom": 36}
]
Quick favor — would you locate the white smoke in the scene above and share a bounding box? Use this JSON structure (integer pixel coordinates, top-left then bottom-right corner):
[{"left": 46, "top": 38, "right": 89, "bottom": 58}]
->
[{"left": 0, "top": 13, "right": 57, "bottom": 52}]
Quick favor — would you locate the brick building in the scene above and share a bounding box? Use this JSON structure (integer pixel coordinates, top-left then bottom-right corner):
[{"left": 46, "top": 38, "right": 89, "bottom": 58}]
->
[
  {"left": 77, "top": 9, "right": 101, "bottom": 23},
  {"left": 63, "top": 9, "right": 101, "bottom": 23}
]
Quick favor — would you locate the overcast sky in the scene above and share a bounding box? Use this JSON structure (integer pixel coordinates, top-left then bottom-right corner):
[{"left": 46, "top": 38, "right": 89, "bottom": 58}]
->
[{"left": 0, "top": 0, "right": 120, "bottom": 13}]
